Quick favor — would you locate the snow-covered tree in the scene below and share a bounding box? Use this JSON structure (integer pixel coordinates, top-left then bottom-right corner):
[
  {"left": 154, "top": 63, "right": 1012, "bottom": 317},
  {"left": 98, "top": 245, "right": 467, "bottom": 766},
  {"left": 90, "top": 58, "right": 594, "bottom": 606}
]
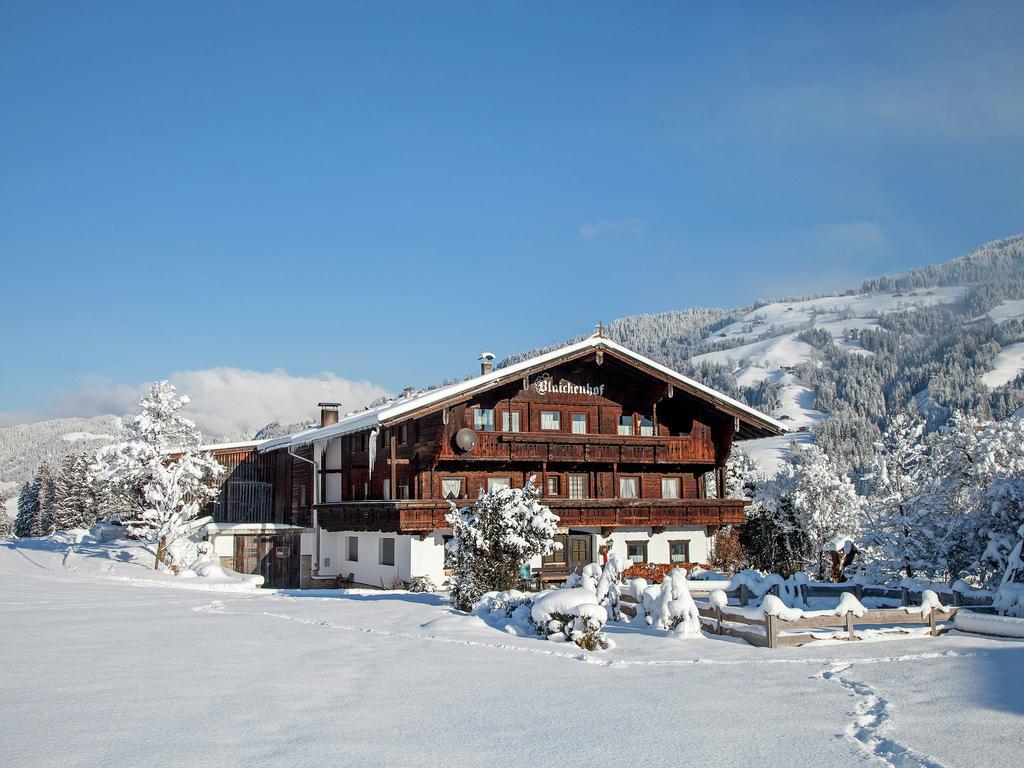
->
[
  {"left": 33, "top": 461, "right": 57, "bottom": 536},
  {"left": 862, "top": 414, "right": 933, "bottom": 579},
  {"left": 446, "top": 478, "right": 561, "bottom": 612},
  {"left": 0, "top": 488, "right": 11, "bottom": 538},
  {"left": 742, "top": 443, "right": 862, "bottom": 579},
  {"left": 13, "top": 464, "right": 56, "bottom": 537},
  {"left": 92, "top": 381, "right": 223, "bottom": 568},
  {"left": 51, "top": 454, "right": 97, "bottom": 532}
]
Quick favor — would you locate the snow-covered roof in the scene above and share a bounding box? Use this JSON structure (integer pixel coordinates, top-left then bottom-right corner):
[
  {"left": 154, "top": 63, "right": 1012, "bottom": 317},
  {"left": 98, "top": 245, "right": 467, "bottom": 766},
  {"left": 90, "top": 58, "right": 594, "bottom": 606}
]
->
[{"left": 259, "top": 334, "right": 787, "bottom": 452}]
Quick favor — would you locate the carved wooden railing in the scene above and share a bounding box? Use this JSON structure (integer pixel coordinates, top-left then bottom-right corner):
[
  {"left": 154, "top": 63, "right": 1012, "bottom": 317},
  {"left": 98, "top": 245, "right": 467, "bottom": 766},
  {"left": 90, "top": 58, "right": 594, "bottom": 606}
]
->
[
  {"left": 436, "top": 431, "right": 716, "bottom": 464},
  {"left": 310, "top": 497, "right": 747, "bottom": 533}
]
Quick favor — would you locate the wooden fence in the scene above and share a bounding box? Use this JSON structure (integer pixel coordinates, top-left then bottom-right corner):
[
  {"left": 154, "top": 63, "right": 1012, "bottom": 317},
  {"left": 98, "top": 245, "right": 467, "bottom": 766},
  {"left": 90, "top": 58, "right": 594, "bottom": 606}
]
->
[{"left": 620, "top": 579, "right": 993, "bottom": 648}]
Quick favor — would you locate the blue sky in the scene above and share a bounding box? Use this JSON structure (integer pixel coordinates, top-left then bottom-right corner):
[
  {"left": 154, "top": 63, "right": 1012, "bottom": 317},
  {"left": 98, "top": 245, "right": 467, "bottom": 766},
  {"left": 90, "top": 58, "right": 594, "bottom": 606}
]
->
[{"left": 2, "top": 3, "right": 1023, "bottom": 429}]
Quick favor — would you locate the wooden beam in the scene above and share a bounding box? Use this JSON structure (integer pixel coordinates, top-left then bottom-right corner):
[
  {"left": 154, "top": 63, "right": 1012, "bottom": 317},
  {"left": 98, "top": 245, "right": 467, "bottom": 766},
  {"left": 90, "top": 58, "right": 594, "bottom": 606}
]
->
[{"left": 390, "top": 435, "right": 397, "bottom": 501}]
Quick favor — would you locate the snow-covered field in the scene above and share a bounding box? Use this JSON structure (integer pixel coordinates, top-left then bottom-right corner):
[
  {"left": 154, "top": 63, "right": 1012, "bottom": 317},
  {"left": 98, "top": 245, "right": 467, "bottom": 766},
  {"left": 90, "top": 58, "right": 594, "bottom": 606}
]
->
[
  {"left": 1, "top": 537, "right": 1022, "bottom": 767},
  {"left": 981, "top": 341, "right": 1024, "bottom": 389}
]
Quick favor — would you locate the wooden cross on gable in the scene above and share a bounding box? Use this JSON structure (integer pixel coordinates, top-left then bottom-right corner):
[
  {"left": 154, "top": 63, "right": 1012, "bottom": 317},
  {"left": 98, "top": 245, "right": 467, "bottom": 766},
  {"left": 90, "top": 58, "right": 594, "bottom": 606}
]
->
[{"left": 595, "top": 321, "right": 605, "bottom": 338}]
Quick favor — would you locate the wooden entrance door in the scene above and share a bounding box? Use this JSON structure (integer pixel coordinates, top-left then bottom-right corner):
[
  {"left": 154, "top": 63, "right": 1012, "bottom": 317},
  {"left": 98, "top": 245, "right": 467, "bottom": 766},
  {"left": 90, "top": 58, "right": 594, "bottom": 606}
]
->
[
  {"left": 567, "top": 534, "right": 593, "bottom": 572},
  {"left": 232, "top": 534, "right": 299, "bottom": 589}
]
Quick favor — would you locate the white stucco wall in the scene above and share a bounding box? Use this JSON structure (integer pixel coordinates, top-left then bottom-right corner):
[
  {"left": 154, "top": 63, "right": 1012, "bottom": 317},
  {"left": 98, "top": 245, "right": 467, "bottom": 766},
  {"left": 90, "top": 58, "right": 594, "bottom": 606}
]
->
[{"left": 313, "top": 530, "right": 449, "bottom": 587}]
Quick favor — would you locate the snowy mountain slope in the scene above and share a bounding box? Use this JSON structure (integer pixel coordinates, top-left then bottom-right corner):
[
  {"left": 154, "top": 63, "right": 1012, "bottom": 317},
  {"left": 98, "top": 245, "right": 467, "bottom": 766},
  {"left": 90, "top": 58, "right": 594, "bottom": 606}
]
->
[
  {"left": 0, "top": 415, "right": 124, "bottom": 488},
  {"left": 703, "top": 287, "right": 966, "bottom": 346}
]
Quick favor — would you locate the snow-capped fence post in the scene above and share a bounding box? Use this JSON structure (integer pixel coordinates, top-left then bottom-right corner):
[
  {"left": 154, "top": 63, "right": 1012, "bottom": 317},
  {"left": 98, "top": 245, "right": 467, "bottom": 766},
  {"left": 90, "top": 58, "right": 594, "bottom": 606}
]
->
[
  {"left": 765, "top": 613, "right": 779, "bottom": 649},
  {"left": 844, "top": 611, "right": 855, "bottom": 640},
  {"left": 901, "top": 585, "right": 910, "bottom": 606},
  {"left": 928, "top": 607, "right": 938, "bottom": 636}
]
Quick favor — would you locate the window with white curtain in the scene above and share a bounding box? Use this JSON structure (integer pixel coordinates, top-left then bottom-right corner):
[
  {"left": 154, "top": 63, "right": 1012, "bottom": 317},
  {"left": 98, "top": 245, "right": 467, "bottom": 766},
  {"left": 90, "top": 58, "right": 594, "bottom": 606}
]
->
[
  {"left": 639, "top": 416, "right": 654, "bottom": 436},
  {"left": 618, "top": 415, "right": 633, "bottom": 435},
  {"left": 442, "top": 477, "right": 463, "bottom": 500},
  {"left": 487, "top": 477, "right": 511, "bottom": 492},
  {"left": 502, "top": 411, "right": 521, "bottom": 432},
  {"left": 571, "top": 413, "right": 587, "bottom": 434},
  {"left": 661, "top": 477, "right": 680, "bottom": 499},
  {"left": 541, "top": 411, "right": 561, "bottom": 430},
  {"left": 619, "top": 477, "right": 639, "bottom": 498},
  {"left": 474, "top": 408, "right": 495, "bottom": 432},
  {"left": 568, "top": 474, "right": 587, "bottom": 499}
]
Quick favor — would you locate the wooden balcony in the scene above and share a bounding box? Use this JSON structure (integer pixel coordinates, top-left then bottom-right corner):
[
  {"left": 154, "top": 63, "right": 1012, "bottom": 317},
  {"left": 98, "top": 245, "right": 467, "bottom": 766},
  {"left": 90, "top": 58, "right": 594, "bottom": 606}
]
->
[
  {"left": 309, "top": 497, "right": 747, "bottom": 534},
  {"left": 436, "top": 431, "right": 716, "bottom": 464}
]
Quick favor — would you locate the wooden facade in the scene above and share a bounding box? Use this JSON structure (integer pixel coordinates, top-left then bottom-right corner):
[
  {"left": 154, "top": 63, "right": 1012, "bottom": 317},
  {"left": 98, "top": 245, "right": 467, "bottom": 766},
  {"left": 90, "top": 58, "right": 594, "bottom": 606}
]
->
[{"left": 268, "top": 341, "right": 784, "bottom": 536}]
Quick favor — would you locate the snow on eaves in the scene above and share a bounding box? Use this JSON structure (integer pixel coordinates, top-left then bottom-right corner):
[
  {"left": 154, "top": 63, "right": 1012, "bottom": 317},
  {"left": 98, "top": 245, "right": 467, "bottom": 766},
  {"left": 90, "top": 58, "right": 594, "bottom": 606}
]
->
[{"left": 260, "top": 335, "right": 788, "bottom": 453}]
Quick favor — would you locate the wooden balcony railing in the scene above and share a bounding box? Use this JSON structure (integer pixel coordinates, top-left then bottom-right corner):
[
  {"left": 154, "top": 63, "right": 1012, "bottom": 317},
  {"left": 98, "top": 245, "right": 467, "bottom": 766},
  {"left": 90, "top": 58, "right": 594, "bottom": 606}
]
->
[
  {"left": 309, "top": 497, "right": 747, "bottom": 533},
  {"left": 435, "top": 431, "right": 716, "bottom": 464}
]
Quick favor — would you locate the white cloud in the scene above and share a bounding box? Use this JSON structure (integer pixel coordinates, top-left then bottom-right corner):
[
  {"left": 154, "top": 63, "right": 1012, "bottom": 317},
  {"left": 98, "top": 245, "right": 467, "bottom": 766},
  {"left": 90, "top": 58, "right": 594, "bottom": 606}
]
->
[
  {"left": 578, "top": 217, "right": 647, "bottom": 240},
  {"left": 0, "top": 368, "right": 390, "bottom": 440},
  {"left": 744, "top": 50, "right": 1024, "bottom": 139}
]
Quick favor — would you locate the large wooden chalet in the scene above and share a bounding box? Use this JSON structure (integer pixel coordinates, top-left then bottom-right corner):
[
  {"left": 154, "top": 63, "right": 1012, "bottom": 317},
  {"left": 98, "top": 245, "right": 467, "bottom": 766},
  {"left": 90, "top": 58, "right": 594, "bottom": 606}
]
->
[{"left": 202, "top": 334, "right": 785, "bottom": 588}]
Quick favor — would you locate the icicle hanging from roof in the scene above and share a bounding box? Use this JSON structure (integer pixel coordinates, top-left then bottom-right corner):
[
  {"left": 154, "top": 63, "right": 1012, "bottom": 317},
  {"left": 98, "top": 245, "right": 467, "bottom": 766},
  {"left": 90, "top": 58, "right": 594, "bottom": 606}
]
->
[{"left": 368, "top": 427, "right": 380, "bottom": 480}]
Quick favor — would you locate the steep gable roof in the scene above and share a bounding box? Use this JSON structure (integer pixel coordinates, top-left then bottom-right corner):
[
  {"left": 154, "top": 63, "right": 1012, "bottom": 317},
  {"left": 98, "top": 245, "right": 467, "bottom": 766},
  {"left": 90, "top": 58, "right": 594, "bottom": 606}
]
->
[{"left": 259, "top": 334, "right": 786, "bottom": 452}]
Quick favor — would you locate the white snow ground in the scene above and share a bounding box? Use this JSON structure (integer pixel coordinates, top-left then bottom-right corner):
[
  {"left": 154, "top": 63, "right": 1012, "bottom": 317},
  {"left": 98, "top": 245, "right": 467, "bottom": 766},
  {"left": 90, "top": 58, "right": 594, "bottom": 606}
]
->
[
  {"left": 980, "top": 341, "right": 1024, "bottom": 389},
  {"left": 1, "top": 536, "right": 1021, "bottom": 768}
]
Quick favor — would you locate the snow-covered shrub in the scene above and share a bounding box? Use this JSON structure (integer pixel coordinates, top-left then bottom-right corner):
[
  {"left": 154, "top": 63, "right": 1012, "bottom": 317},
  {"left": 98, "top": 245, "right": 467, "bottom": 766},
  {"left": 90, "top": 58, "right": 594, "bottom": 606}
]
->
[
  {"left": 445, "top": 478, "right": 561, "bottom": 612},
  {"left": 649, "top": 568, "right": 702, "bottom": 638},
  {"left": 993, "top": 526, "right": 1024, "bottom": 616},
  {"left": 595, "top": 553, "right": 628, "bottom": 621},
  {"left": 407, "top": 575, "right": 438, "bottom": 593},
  {"left": 531, "top": 588, "right": 611, "bottom": 650}
]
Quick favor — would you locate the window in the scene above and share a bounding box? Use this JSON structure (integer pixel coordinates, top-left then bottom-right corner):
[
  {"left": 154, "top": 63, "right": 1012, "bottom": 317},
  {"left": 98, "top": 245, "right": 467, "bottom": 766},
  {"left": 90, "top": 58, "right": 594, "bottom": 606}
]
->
[
  {"left": 380, "top": 537, "right": 395, "bottom": 566},
  {"left": 363, "top": 482, "right": 369, "bottom": 500},
  {"left": 661, "top": 477, "right": 681, "bottom": 499},
  {"left": 300, "top": 484, "right": 307, "bottom": 507},
  {"left": 361, "top": 433, "right": 368, "bottom": 451},
  {"left": 502, "top": 411, "right": 521, "bottom": 432},
  {"left": 541, "top": 410, "right": 561, "bottom": 430},
  {"left": 619, "top": 476, "right": 639, "bottom": 499},
  {"left": 474, "top": 408, "right": 495, "bottom": 432},
  {"left": 639, "top": 416, "right": 654, "bottom": 437},
  {"left": 399, "top": 423, "right": 409, "bottom": 444},
  {"left": 568, "top": 474, "right": 587, "bottom": 499},
  {"left": 347, "top": 536, "right": 358, "bottom": 562},
  {"left": 544, "top": 533, "right": 568, "bottom": 565},
  {"left": 487, "top": 477, "right": 511, "bottom": 492},
  {"left": 383, "top": 479, "right": 391, "bottom": 500},
  {"left": 669, "top": 540, "right": 690, "bottom": 564},
  {"left": 626, "top": 541, "right": 648, "bottom": 564},
  {"left": 442, "top": 477, "right": 464, "bottom": 500},
  {"left": 618, "top": 415, "right": 633, "bottom": 435},
  {"left": 546, "top": 476, "right": 560, "bottom": 496},
  {"left": 398, "top": 484, "right": 410, "bottom": 500},
  {"left": 571, "top": 413, "right": 587, "bottom": 434}
]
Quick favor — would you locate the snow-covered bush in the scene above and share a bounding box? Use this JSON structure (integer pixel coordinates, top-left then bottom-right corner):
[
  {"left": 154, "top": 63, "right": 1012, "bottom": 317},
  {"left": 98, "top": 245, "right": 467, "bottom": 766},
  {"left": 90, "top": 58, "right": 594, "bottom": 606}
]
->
[
  {"left": 407, "top": 575, "right": 438, "bottom": 593},
  {"left": 445, "top": 478, "right": 561, "bottom": 612},
  {"left": 649, "top": 568, "right": 702, "bottom": 638},
  {"left": 530, "top": 588, "right": 610, "bottom": 650}
]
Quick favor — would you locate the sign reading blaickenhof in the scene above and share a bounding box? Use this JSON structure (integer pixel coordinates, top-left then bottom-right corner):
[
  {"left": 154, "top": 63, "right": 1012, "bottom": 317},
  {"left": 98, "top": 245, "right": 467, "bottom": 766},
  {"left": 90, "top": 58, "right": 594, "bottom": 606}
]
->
[{"left": 532, "top": 373, "right": 605, "bottom": 397}]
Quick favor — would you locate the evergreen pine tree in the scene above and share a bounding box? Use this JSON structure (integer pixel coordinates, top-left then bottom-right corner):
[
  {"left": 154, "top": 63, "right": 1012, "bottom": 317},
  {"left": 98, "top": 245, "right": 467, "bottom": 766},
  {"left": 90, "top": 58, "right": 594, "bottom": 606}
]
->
[
  {"left": 14, "top": 480, "right": 37, "bottom": 537},
  {"left": 0, "top": 488, "right": 11, "bottom": 538},
  {"left": 32, "top": 460, "right": 57, "bottom": 536},
  {"left": 52, "top": 454, "right": 96, "bottom": 532}
]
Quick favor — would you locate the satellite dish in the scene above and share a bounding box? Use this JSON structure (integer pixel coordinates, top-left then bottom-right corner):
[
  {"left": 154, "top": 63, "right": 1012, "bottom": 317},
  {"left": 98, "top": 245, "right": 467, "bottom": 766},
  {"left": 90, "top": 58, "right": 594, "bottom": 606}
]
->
[{"left": 454, "top": 427, "right": 478, "bottom": 452}]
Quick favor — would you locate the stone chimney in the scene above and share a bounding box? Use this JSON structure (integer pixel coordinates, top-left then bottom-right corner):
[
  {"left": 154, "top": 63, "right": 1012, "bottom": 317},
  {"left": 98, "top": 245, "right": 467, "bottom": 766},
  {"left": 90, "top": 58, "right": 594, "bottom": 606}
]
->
[
  {"left": 318, "top": 402, "right": 340, "bottom": 428},
  {"left": 479, "top": 352, "right": 495, "bottom": 375}
]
